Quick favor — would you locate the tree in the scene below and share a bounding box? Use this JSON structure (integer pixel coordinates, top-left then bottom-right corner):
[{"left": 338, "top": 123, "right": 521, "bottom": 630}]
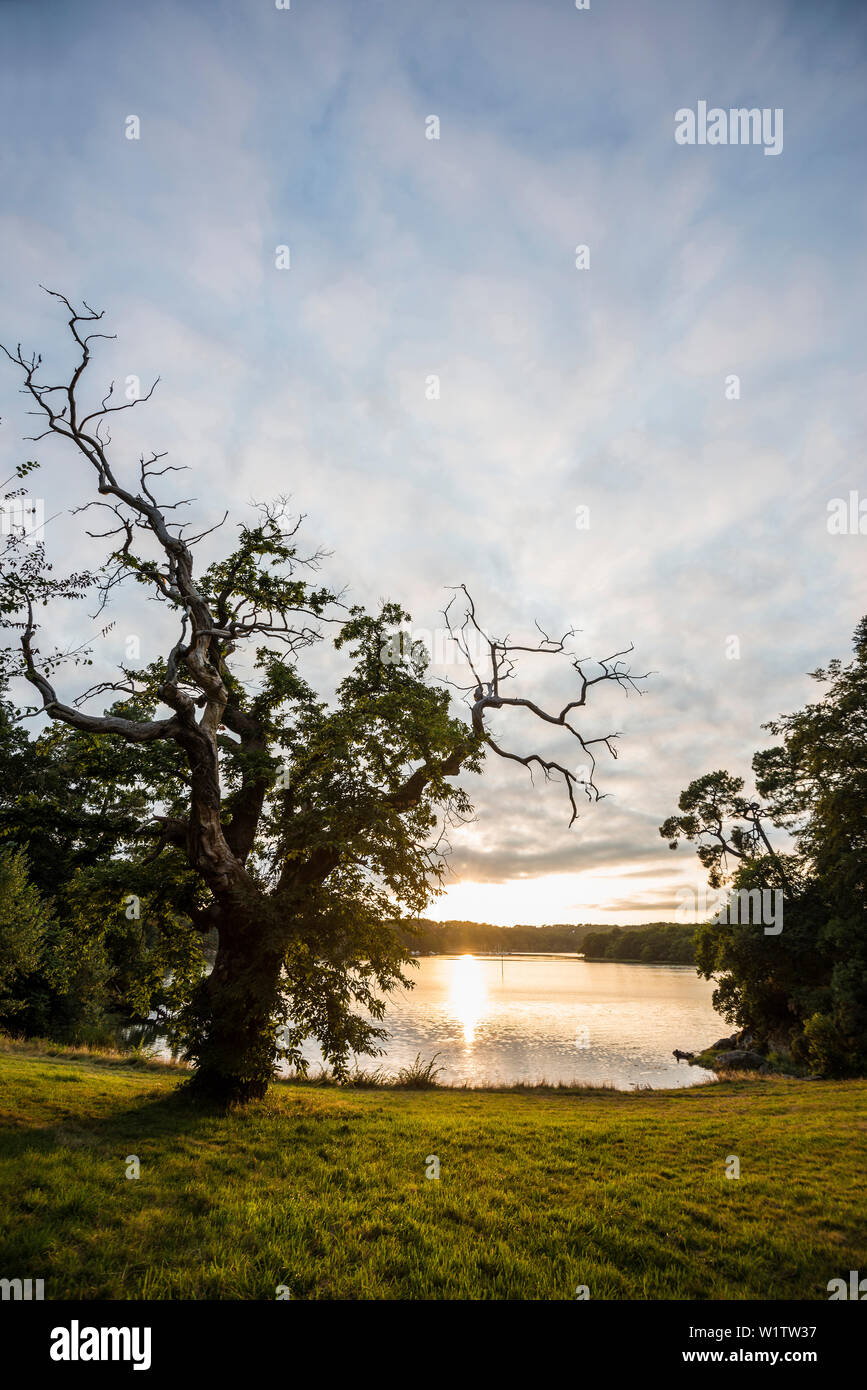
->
[
  {"left": 660, "top": 620, "right": 867, "bottom": 1074},
  {"left": 1, "top": 290, "right": 647, "bottom": 1103},
  {"left": 0, "top": 845, "right": 54, "bottom": 1028},
  {"left": 0, "top": 670, "right": 208, "bottom": 1041},
  {"left": 753, "top": 618, "right": 867, "bottom": 1072},
  {"left": 659, "top": 770, "right": 796, "bottom": 893}
]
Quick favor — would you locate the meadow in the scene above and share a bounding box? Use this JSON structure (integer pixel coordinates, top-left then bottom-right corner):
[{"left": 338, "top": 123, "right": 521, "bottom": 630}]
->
[{"left": 1, "top": 1040, "right": 865, "bottom": 1300}]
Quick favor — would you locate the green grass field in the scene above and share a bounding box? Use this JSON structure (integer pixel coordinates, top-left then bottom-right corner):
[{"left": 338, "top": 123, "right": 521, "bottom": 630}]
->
[{"left": 1, "top": 1042, "right": 865, "bottom": 1300}]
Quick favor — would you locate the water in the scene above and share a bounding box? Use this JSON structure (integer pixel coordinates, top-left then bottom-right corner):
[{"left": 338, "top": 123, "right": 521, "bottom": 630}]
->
[{"left": 295, "top": 954, "right": 724, "bottom": 1090}]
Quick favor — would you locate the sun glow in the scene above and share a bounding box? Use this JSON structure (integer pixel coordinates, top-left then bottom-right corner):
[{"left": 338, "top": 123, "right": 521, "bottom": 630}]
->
[
  {"left": 447, "top": 954, "right": 488, "bottom": 1046},
  {"left": 430, "top": 869, "right": 690, "bottom": 927}
]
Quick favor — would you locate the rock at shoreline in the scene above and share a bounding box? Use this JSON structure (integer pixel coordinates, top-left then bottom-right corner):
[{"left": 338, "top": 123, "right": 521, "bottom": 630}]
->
[
  {"left": 710, "top": 1035, "right": 738, "bottom": 1050},
  {"left": 712, "top": 1050, "right": 766, "bottom": 1071}
]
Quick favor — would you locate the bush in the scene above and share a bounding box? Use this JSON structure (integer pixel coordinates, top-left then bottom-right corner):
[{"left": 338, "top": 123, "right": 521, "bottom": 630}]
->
[{"left": 799, "top": 1011, "right": 856, "bottom": 1078}]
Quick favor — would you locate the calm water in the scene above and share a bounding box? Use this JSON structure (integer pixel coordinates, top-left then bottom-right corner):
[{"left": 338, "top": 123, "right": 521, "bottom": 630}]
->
[{"left": 293, "top": 954, "right": 724, "bottom": 1090}]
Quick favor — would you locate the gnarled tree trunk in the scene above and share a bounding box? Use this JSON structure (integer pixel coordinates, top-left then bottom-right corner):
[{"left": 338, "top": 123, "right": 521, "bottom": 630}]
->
[{"left": 185, "top": 894, "right": 289, "bottom": 1104}]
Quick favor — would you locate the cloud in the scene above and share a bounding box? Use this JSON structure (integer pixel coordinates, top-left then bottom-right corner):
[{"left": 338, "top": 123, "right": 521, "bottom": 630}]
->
[{"left": 0, "top": 0, "right": 864, "bottom": 924}]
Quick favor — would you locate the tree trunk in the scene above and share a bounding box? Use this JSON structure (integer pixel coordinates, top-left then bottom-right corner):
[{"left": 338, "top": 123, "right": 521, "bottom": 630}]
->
[{"left": 184, "top": 898, "right": 286, "bottom": 1105}]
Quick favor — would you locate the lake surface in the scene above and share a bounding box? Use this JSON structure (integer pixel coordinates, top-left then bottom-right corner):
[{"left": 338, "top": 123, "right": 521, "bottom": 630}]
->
[{"left": 294, "top": 954, "right": 724, "bottom": 1090}]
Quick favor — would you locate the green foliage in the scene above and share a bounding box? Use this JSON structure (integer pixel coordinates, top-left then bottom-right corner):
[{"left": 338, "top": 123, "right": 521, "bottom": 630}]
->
[
  {"left": 0, "top": 846, "right": 53, "bottom": 1024},
  {"left": 0, "top": 674, "right": 208, "bottom": 1041},
  {"left": 798, "top": 1011, "right": 856, "bottom": 1077},
  {"left": 397, "top": 920, "right": 611, "bottom": 952},
  {"left": 185, "top": 599, "right": 487, "bottom": 1085},
  {"left": 663, "top": 618, "right": 867, "bottom": 1075},
  {"left": 0, "top": 582, "right": 489, "bottom": 1080},
  {"left": 582, "top": 922, "right": 697, "bottom": 963},
  {"left": 0, "top": 842, "right": 134, "bottom": 1043}
]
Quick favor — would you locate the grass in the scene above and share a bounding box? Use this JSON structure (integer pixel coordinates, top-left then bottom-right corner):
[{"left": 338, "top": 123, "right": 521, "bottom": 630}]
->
[{"left": 0, "top": 1041, "right": 865, "bottom": 1300}]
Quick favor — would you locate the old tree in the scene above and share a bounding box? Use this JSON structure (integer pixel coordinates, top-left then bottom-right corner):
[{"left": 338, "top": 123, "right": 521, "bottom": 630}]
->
[{"left": 1, "top": 293, "right": 644, "bottom": 1103}]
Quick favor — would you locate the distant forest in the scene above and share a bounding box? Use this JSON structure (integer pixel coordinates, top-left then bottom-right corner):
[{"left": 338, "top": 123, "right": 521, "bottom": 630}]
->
[
  {"left": 581, "top": 923, "right": 697, "bottom": 964},
  {"left": 398, "top": 919, "right": 696, "bottom": 963}
]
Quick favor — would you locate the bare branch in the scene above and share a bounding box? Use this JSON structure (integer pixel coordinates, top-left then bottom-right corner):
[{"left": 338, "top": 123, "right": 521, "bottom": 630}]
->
[
  {"left": 438, "top": 587, "right": 649, "bottom": 823},
  {"left": 20, "top": 601, "right": 179, "bottom": 743}
]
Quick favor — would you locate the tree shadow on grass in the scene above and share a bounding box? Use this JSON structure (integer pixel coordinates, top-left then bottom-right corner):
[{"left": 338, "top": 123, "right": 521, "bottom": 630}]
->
[{"left": 0, "top": 1071, "right": 268, "bottom": 1169}]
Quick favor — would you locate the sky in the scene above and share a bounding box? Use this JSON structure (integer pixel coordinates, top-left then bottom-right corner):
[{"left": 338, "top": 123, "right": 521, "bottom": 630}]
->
[{"left": 0, "top": 0, "right": 865, "bottom": 925}]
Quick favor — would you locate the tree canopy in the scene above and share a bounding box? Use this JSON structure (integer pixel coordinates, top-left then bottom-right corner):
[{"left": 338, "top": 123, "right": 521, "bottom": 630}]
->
[{"left": 661, "top": 618, "right": 867, "bottom": 1075}]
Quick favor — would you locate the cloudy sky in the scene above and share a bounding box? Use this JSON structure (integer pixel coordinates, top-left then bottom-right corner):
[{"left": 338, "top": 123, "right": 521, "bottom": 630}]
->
[{"left": 1, "top": 0, "right": 865, "bottom": 925}]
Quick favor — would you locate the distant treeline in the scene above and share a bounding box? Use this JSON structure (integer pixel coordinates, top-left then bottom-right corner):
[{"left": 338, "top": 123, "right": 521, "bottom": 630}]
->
[
  {"left": 581, "top": 923, "right": 697, "bottom": 964},
  {"left": 398, "top": 919, "right": 696, "bottom": 962}
]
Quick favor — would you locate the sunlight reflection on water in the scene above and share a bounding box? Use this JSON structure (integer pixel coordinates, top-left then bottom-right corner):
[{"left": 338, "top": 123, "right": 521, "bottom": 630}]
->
[{"left": 295, "top": 953, "right": 723, "bottom": 1090}]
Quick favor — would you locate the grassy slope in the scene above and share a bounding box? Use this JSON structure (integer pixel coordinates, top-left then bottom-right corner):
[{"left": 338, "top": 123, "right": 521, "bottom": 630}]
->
[{"left": 1, "top": 1045, "right": 865, "bottom": 1300}]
